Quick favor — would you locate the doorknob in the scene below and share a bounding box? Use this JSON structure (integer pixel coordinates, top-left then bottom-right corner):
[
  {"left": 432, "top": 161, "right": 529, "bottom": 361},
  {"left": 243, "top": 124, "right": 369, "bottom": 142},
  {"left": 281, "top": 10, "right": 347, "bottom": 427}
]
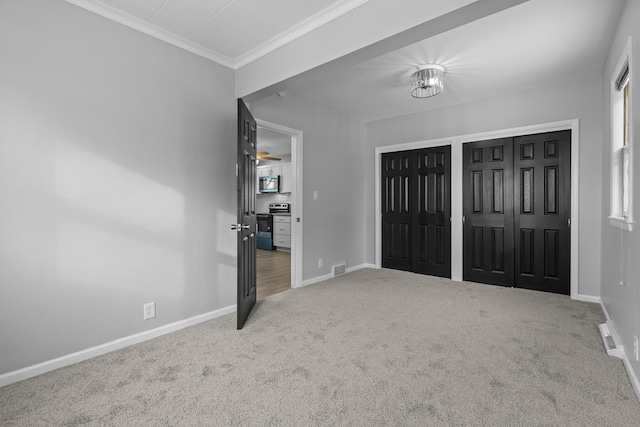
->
[{"left": 230, "top": 224, "right": 251, "bottom": 231}]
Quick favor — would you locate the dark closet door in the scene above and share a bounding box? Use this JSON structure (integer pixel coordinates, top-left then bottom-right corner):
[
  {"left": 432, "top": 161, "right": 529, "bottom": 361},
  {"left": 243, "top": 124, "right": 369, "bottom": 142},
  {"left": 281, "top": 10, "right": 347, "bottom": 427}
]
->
[
  {"left": 463, "top": 138, "right": 514, "bottom": 286},
  {"left": 381, "top": 151, "right": 413, "bottom": 271},
  {"left": 413, "top": 146, "right": 451, "bottom": 278},
  {"left": 382, "top": 146, "right": 451, "bottom": 277},
  {"left": 463, "top": 130, "right": 571, "bottom": 295},
  {"left": 513, "top": 131, "right": 571, "bottom": 294}
]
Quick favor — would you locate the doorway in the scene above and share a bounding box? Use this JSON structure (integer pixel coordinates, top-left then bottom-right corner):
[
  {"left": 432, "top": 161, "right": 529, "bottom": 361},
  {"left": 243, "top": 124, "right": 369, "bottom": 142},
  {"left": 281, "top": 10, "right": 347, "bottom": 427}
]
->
[{"left": 255, "top": 119, "right": 303, "bottom": 297}]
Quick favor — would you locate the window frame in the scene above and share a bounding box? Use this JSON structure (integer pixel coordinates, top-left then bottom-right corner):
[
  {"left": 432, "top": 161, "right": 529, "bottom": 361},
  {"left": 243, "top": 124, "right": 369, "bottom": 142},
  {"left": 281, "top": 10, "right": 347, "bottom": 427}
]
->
[{"left": 609, "top": 37, "right": 634, "bottom": 232}]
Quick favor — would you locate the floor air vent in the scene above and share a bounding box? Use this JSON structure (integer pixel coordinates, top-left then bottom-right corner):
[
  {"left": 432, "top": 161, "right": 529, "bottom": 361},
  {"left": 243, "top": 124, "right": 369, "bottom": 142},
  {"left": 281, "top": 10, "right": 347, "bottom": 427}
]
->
[
  {"left": 599, "top": 322, "right": 624, "bottom": 359},
  {"left": 332, "top": 263, "right": 346, "bottom": 277}
]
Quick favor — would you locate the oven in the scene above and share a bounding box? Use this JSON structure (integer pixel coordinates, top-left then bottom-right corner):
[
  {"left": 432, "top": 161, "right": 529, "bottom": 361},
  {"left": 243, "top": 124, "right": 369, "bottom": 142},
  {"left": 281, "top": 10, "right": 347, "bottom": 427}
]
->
[
  {"left": 269, "top": 203, "right": 290, "bottom": 214},
  {"left": 257, "top": 213, "right": 273, "bottom": 250}
]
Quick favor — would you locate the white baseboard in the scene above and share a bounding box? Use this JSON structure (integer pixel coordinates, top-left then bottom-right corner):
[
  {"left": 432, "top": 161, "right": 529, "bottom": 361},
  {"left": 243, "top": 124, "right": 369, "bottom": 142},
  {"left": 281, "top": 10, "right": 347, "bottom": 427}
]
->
[
  {"left": 600, "top": 300, "right": 640, "bottom": 402},
  {"left": 600, "top": 300, "right": 613, "bottom": 322},
  {"left": 300, "top": 263, "right": 376, "bottom": 288},
  {"left": 621, "top": 346, "right": 640, "bottom": 402},
  {"left": 348, "top": 263, "right": 376, "bottom": 272},
  {"left": 0, "top": 304, "right": 236, "bottom": 388},
  {"left": 301, "top": 273, "right": 333, "bottom": 287},
  {"left": 577, "top": 294, "right": 601, "bottom": 303}
]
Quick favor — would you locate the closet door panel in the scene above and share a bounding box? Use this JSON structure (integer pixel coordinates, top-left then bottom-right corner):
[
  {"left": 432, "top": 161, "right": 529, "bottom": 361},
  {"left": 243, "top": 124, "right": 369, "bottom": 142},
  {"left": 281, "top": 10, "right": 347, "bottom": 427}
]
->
[
  {"left": 463, "top": 138, "right": 514, "bottom": 286},
  {"left": 413, "top": 146, "right": 451, "bottom": 278},
  {"left": 513, "top": 131, "right": 571, "bottom": 294},
  {"left": 381, "top": 152, "right": 413, "bottom": 271}
]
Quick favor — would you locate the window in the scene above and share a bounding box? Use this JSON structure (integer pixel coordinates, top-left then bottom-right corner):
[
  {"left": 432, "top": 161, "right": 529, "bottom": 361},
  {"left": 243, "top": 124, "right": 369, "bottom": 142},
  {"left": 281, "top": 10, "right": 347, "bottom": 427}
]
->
[
  {"left": 610, "top": 37, "right": 633, "bottom": 230},
  {"left": 620, "top": 62, "right": 630, "bottom": 219},
  {"left": 624, "top": 77, "right": 630, "bottom": 147}
]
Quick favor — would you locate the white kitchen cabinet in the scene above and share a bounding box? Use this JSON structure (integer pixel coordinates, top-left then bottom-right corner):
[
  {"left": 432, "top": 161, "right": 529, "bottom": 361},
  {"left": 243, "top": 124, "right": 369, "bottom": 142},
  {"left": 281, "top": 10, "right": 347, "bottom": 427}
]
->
[
  {"left": 273, "top": 215, "right": 291, "bottom": 249},
  {"left": 257, "top": 164, "right": 280, "bottom": 176},
  {"left": 273, "top": 222, "right": 291, "bottom": 235},
  {"left": 256, "top": 165, "right": 272, "bottom": 177},
  {"left": 280, "top": 163, "right": 293, "bottom": 193},
  {"left": 256, "top": 166, "right": 265, "bottom": 194}
]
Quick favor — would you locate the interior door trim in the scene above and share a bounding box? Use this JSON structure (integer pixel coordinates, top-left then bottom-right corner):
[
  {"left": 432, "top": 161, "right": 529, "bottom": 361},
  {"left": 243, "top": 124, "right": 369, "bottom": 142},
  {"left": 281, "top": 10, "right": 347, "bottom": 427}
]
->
[{"left": 374, "top": 119, "right": 580, "bottom": 299}]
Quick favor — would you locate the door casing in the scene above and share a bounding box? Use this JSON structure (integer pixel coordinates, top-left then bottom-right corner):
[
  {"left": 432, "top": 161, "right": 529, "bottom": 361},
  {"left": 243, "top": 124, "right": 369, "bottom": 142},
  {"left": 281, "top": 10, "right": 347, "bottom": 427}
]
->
[{"left": 374, "top": 119, "right": 581, "bottom": 299}]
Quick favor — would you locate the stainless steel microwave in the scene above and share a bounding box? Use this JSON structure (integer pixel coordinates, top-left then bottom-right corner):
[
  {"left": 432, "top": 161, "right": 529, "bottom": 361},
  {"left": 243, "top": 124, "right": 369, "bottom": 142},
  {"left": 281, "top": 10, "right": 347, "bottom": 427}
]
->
[{"left": 259, "top": 175, "right": 279, "bottom": 193}]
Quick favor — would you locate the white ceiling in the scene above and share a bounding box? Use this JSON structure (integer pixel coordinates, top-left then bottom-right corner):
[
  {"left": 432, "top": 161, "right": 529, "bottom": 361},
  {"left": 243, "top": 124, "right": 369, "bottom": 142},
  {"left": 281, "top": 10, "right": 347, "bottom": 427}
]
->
[
  {"left": 280, "top": 0, "right": 626, "bottom": 121},
  {"left": 66, "top": 0, "right": 369, "bottom": 67},
  {"left": 66, "top": 0, "right": 626, "bottom": 123}
]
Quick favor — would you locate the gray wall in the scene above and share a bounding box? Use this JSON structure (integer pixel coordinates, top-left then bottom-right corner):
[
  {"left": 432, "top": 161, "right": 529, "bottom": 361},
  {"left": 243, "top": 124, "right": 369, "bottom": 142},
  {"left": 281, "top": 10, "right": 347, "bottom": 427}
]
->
[
  {"left": 250, "top": 93, "right": 367, "bottom": 280},
  {"left": 0, "top": 0, "right": 236, "bottom": 374},
  {"left": 365, "top": 76, "right": 603, "bottom": 298},
  {"left": 600, "top": 0, "right": 640, "bottom": 381}
]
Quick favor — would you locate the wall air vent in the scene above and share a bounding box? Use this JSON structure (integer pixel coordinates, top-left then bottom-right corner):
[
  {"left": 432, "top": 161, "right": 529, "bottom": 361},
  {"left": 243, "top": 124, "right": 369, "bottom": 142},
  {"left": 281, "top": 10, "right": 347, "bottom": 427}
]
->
[
  {"left": 332, "top": 263, "right": 346, "bottom": 277},
  {"left": 599, "top": 322, "right": 624, "bottom": 359}
]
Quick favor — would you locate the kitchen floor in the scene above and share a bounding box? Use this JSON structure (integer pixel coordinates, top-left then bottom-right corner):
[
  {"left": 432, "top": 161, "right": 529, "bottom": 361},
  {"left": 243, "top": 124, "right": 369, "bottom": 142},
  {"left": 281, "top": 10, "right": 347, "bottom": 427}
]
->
[{"left": 257, "top": 249, "right": 291, "bottom": 299}]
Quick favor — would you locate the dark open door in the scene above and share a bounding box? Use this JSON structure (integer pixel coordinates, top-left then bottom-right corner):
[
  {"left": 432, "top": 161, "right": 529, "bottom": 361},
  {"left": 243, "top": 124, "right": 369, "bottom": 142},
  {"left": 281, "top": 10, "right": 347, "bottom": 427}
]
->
[
  {"left": 513, "top": 131, "right": 571, "bottom": 294},
  {"left": 463, "top": 138, "right": 515, "bottom": 286},
  {"left": 235, "top": 99, "right": 257, "bottom": 329}
]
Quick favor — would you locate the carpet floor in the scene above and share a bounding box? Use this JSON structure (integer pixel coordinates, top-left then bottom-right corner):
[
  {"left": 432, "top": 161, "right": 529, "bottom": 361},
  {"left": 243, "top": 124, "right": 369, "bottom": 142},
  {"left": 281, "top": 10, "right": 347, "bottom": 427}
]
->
[{"left": 1, "top": 268, "right": 639, "bottom": 426}]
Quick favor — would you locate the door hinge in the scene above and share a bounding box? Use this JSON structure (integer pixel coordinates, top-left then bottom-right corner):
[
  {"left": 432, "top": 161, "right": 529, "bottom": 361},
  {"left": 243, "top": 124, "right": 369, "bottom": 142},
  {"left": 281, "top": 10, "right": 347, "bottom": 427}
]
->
[
  {"left": 568, "top": 218, "right": 571, "bottom": 227},
  {"left": 235, "top": 163, "right": 238, "bottom": 177}
]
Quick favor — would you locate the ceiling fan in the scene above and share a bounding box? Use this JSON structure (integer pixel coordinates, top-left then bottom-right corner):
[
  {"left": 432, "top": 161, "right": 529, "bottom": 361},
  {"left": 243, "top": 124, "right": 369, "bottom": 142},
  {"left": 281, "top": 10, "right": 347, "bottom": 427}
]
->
[{"left": 257, "top": 151, "right": 281, "bottom": 161}]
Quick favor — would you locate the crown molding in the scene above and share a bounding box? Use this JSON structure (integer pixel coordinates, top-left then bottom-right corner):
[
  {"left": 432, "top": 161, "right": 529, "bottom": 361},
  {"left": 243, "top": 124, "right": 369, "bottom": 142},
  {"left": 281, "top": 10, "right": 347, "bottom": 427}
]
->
[
  {"left": 232, "top": 0, "right": 370, "bottom": 69},
  {"left": 64, "top": 0, "right": 235, "bottom": 69},
  {"left": 64, "top": 0, "right": 369, "bottom": 70}
]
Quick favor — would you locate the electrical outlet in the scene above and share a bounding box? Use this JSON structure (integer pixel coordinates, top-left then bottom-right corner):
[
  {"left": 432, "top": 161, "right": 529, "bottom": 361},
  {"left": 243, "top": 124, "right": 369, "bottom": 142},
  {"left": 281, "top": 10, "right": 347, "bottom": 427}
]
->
[
  {"left": 313, "top": 190, "right": 318, "bottom": 200},
  {"left": 634, "top": 336, "right": 639, "bottom": 361},
  {"left": 318, "top": 258, "right": 323, "bottom": 268},
  {"left": 144, "top": 302, "right": 156, "bottom": 320}
]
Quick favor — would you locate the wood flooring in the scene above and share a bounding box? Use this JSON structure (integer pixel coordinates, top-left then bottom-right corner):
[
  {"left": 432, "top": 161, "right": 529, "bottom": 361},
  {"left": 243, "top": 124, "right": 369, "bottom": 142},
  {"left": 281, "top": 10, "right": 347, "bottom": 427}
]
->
[{"left": 257, "top": 249, "right": 291, "bottom": 299}]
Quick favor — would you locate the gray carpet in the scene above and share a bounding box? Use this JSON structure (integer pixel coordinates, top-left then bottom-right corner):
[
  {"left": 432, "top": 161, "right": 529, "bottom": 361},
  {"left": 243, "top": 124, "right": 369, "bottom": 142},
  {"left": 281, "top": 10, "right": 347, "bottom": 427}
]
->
[{"left": 1, "top": 268, "right": 639, "bottom": 426}]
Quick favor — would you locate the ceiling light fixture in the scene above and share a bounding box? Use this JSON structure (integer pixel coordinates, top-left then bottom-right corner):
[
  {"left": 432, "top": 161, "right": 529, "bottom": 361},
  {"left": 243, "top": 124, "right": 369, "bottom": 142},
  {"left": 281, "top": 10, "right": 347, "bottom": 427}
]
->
[{"left": 410, "top": 65, "right": 445, "bottom": 98}]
